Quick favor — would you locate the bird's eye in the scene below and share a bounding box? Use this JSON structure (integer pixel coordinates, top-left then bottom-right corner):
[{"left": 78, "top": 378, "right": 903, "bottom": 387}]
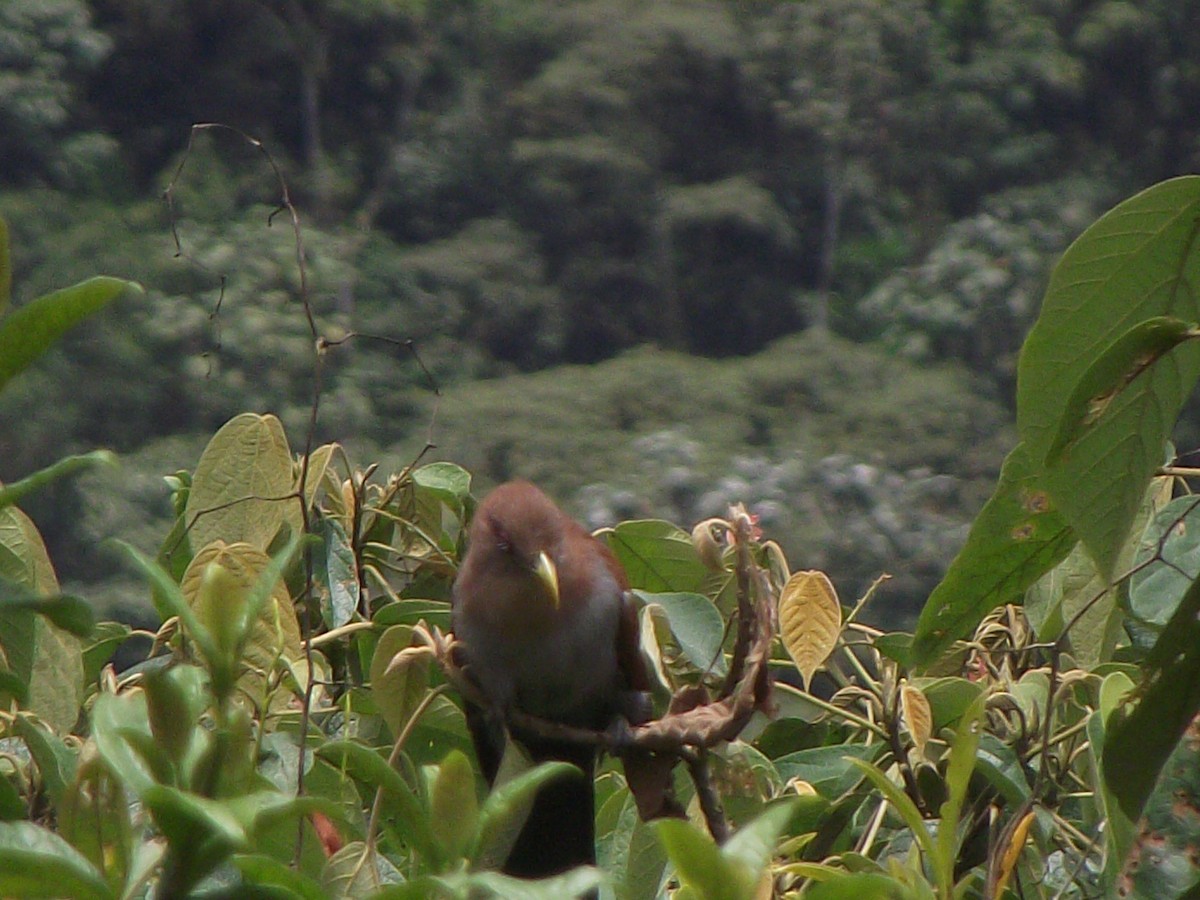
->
[{"left": 489, "top": 515, "right": 513, "bottom": 554}]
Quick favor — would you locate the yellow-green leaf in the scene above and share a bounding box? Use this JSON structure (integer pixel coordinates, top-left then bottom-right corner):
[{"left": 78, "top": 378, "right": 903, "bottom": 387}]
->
[
  {"left": 900, "top": 683, "right": 933, "bottom": 756},
  {"left": 0, "top": 507, "right": 82, "bottom": 733},
  {"left": 186, "top": 413, "right": 294, "bottom": 553},
  {"left": 430, "top": 750, "right": 478, "bottom": 860},
  {"left": 370, "top": 625, "right": 432, "bottom": 739},
  {"left": 181, "top": 542, "right": 303, "bottom": 707},
  {"left": 778, "top": 570, "right": 841, "bottom": 690}
]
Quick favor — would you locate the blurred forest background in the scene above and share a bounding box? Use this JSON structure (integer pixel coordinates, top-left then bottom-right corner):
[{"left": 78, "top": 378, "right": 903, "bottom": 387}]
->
[{"left": 2, "top": 0, "right": 1199, "bottom": 626}]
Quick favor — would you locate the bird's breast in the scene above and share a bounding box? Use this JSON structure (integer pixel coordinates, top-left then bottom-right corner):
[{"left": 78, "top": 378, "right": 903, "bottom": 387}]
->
[{"left": 457, "top": 569, "right": 625, "bottom": 726}]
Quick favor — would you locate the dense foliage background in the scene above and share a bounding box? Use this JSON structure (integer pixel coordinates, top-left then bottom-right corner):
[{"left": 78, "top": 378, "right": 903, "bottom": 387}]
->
[{"left": 4, "top": 0, "right": 1200, "bottom": 623}]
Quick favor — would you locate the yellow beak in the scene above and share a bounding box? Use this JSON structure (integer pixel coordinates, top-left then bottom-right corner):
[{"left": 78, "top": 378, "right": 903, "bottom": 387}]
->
[{"left": 532, "top": 550, "right": 560, "bottom": 609}]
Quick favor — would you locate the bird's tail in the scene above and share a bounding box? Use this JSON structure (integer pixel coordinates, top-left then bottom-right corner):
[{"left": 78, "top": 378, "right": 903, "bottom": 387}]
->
[{"left": 503, "top": 735, "right": 597, "bottom": 880}]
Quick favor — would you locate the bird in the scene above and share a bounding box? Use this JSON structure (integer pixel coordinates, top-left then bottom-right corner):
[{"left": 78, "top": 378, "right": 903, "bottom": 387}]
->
[{"left": 451, "top": 480, "right": 667, "bottom": 880}]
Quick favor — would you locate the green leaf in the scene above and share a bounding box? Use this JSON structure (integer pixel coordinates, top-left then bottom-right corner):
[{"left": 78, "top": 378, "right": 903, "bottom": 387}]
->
[
  {"left": 974, "top": 733, "right": 1031, "bottom": 810},
  {"left": 773, "top": 743, "right": 884, "bottom": 798},
  {"left": 597, "top": 789, "right": 668, "bottom": 900},
  {"left": 1018, "top": 176, "right": 1200, "bottom": 578},
  {"left": 58, "top": 759, "right": 132, "bottom": 896},
  {"left": 0, "top": 451, "right": 117, "bottom": 511},
  {"left": 81, "top": 621, "right": 132, "bottom": 689},
  {"left": 372, "top": 598, "right": 452, "bottom": 631},
  {"left": 316, "top": 740, "right": 438, "bottom": 865},
  {"left": 117, "top": 541, "right": 216, "bottom": 662},
  {"left": 318, "top": 516, "right": 359, "bottom": 628},
  {"left": 1044, "top": 316, "right": 1198, "bottom": 466},
  {"left": 0, "top": 772, "right": 22, "bottom": 821},
  {"left": 90, "top": 692, "right": 156, "bottom": 797},
  {"left": 914, "top": 677, "right": 983, "bottom": 732},
  {"left": 1086, "top": 705, "right": 1134, "bottom": 884},
  {"left": 0, "top": 577, "right": 94, "bottom": 636},
  {"left": 1024, "top": 540, "right": 1121, "bottom": 668},
  {"left": 0, "top": 822, "right": 113, "bottom": 900},
  {"left": 141, "top": 785, "right": 247, "bottom": 890},
  {"left": 143, "top": 664, "right": 209, "bottom": 764},
  {"left": 1104, "top": 574, "right": 1200, "bottom": 820},
  {"left": 473, "top": 759, "right": 581, "bottom": 869},
  {"left": 0, "top": 507, "right": 83, "bottom": 732},
  {"left": 368, "top": 868, "right": 606, "bottom": 900},
  {"left": 600, "top": 520, "right": 710, "bottom": 593},
  {"left": 412, "top": 462, "right": 472, "bottom": 506},
  {"left": 1129, "top": 496, "right": 1200, "bottom": 626},
  {"left": 911, "top": 443, "right": 1075, "bottom": 669},
  {"left": 634, "top": 590, "right": 727, "bottom": 676},
  {"left": 1120, "top": 710, "right": 1200, "bottom": 899},
  {"left": 935, "top": 693, "right": 986, "bottom": 892},
  {"left": 430, "top": 750, "right": 478, "bottom": 861},
  {"left": 369, "top": 625, "right": 431, "bottom": 740},
  {"left": 847, "top": 758, "right": 936, "bottom": 872},
  {"left": 722, "top": 800, "right": 799, "bottom": 883},
  {"left": 0, "top": 276, "right": 140, "bottom": 393},
  {"left": 233, "top": 853, "right": 327, "bottom": 900},
  {"left": 14, "top": 715, "right": 77, "bottom": 807},
  {"left": 653, "top": 817, "right": 749, "bottom": 900},
  {"left": 185, "top": 413, "right": 295, "bottom": 553},
  {"left": 0, "top": 667, "right": 26, "bottom": 704},
  {"left": 463, "top": 868, "right": 607, "bottom": 899},
  {"left": 322, "top": 841, "right": 404, "bottom": 896},
  {"left": 806, "top": 872, "right": 914, "bottom": 899}
]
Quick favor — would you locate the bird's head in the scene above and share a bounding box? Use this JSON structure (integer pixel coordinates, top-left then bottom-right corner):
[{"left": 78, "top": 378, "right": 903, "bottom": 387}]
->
[{"left": 469, "top": 481, "right": 564, "bottom": 609}]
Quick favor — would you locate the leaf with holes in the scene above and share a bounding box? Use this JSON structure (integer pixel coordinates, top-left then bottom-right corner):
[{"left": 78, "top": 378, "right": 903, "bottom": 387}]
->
[{"left": 778, "top": 570, "right": 841, "bottom": 690}]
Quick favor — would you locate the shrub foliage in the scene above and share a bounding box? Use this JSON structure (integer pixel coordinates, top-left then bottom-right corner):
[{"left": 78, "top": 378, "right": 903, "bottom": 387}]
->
[{"left": 2, "top": 180, "right": 1200, "bottom": 899}]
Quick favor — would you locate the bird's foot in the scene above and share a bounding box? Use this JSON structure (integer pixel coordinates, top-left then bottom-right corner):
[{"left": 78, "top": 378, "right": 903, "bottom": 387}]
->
[{"left": 605, "top": 716, "right": 638, "bottom": 751}]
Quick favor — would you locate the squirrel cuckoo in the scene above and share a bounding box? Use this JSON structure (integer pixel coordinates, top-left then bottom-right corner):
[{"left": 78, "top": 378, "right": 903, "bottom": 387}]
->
[{"left": 452, "top": 480, "right": 668, "bottom": 880}]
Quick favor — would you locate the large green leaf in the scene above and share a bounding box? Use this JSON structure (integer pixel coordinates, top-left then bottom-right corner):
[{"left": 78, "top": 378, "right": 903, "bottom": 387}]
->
[
  {"left": 0, "top": 822, "right": 113, "bottom": 900},
  {"left": 910, "top": 443, "right": 1075, "bottom": 669},
  {"left": 1018, "top": 176, "right": 1200, "bottom": 577},
  {"left": 600, "top": 520, "right": 710, "bottom": 593},
  {"left": 185, "top": 412, "right": 295, "bottom": 553},
  {"left": 0, "top": 276, "right": 141, "bottom": 393}
]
